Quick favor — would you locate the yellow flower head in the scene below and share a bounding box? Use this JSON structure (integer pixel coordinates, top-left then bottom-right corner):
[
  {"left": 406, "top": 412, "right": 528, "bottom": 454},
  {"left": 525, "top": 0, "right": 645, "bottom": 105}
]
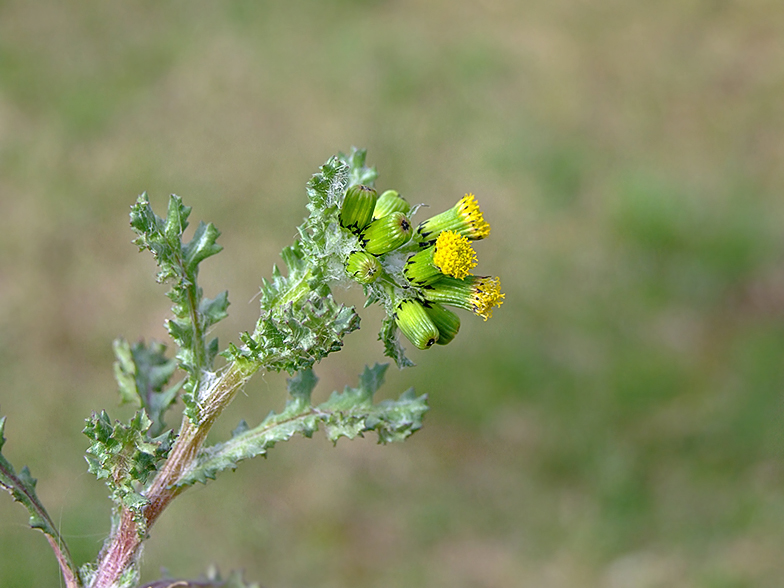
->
[
  {"left": 455, "top": 194, "right": 491, "bottom": 240},
  {"left": 422, "top": 275, "right": 505, "bottom": 321},
  {"left": 433, "top": 230, "right": 477, "bottom": 280},
  {"left": 469, "top": 276, "right": 505, "bottom": 321},
  {"left": 415, "top": 193, "right": 491, "bottom": 245}
]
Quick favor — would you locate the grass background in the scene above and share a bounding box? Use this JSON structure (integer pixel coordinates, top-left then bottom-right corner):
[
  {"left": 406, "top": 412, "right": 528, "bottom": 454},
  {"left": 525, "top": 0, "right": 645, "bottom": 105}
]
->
[{"left": 1, "top": 1, "right": 784, "bottom": 586}]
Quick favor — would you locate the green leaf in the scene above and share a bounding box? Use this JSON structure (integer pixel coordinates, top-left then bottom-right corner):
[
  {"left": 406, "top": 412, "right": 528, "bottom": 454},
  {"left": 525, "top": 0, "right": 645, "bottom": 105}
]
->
[
  {"left": 339, "top": 147, "right": 378, "bottom": 188},
  {"left": 228, "top": 236, "right": 360, "bottom": 374},
  {"left": 0, "top": 416, "right": 78, "bottom": 578},
  {"left": 130, "top": 193, "right": 229, "bottom": 424},
  {"left": 177, "top": 365, "right": 427, "bottom": 487},
  {"left": 318, "top": 363, "right": 426, "bottom": 443},
  {"left": 201, "top": 290, "right": 230, "bottom": 325},
  {"left": 257, "top": 241, "right": 320, "bottom": 312},
  {"left": 183, "top": 221, "right": 223, "bottom": 269},
  {"left": 83, "top": 410, "right": 173, "bottom": 529},
  {"left": 306, "top": 155, "right": 348, "bottom": 212},
  {"left": 113, "top": 338, "right": 181, "bottom": 437},
  {"left": 230, "top": 292, "right": 360, "bottom": 375}
]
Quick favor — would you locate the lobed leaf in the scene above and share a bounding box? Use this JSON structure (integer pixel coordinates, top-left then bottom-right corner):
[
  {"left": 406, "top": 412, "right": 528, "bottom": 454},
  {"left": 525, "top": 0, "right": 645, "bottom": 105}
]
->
[
  {"left": 113, "top": 338, "right": 181, "bottom": 438},
  {"left": 129, "top": 193, "right": 229, "bottom": 424},
  {"left": 177, "top": 365, "right": 427, "bottom": 487},
  {"left": 83, "top": 410, "right": 173, "bottom": 528},
  {"left": 306, "top": 155, "right": 348, "bottom": 213},
  {"left": 228, "top": 292, "right": 361, "bottom": 375}
]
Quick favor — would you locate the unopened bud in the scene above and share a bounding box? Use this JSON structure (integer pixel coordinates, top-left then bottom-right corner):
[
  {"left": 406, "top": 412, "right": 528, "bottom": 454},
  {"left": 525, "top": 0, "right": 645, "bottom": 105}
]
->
[
  {"left": 424, "top": 302, "right": 461, "bottom": 345},
  {"left": 345, "top": 250, "right": 381, "bottom": 284},
  {"left": 395, "top": 299, "right": 439, "bottom": 349},
  {"left": 340, "top": 185, "right": 378, "bottom": 233},
  {"left": 361, "top": 212, "right": 412, "bottom": 255},
  {"left": 373, "top": 190, "right": 411, "bottom": 219}
]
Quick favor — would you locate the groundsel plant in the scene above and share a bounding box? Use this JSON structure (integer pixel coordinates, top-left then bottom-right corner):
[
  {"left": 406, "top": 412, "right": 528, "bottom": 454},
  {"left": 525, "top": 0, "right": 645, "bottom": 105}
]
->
[{"left": 0, "top": 148, "right": 504, "bottom": 588}]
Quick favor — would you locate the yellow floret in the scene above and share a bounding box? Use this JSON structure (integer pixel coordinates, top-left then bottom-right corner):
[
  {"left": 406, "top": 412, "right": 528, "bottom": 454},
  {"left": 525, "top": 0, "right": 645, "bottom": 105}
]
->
[
  {"left": 433, "top": 230, "right": 477, "bottom": 280},
  {"left": 471, "top": 276, "right": 505, "bottom": 321},
  {"left": 457, "top": 194, "right": 491, "bottom": 239}
]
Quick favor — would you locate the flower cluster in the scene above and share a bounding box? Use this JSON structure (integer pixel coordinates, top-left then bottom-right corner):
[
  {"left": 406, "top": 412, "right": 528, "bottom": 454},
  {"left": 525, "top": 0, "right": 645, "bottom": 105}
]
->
[{"left": 339, "top": 188, "right": 504, "bottom": 351}]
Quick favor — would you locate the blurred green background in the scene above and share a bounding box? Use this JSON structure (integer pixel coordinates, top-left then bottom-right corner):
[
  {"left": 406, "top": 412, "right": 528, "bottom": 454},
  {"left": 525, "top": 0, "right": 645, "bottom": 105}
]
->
[{"left": 1, "top": 1, "right": 784, "bottom": 586}]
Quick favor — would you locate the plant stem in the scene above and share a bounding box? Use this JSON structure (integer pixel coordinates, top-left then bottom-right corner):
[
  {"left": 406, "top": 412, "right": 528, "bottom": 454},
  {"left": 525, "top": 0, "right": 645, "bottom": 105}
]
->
[
  {"left": 89, "top": 363, "right": 254, "bottom": 588},
  {"left": 91, "top": 261, "right": 316, "bottom": 587}
]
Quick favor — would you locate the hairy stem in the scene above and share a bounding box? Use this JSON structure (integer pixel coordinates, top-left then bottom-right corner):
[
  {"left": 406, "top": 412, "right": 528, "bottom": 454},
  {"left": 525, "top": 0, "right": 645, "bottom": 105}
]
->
[
  {"left": 91, "top": 234, "right": 326, "bottom": 587},
  {"left": 89, "top": 363, "right": 254, "bottom": 588}
]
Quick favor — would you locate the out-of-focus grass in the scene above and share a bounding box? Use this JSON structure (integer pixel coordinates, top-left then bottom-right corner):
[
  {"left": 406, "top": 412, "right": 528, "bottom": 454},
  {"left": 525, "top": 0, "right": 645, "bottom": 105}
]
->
[{"left": 2, "top": 1, "right": 784, "bottom": 586}]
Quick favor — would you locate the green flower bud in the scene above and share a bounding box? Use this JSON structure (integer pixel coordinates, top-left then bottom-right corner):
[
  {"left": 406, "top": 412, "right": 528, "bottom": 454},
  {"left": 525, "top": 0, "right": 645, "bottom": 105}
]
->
[
  {"left": 360, "top": 211, "right": 412, "bottom": 255},
  {"left": 395, "top": 299, "right": 439, "bottom": 349},
  {"left": 345, "top": 250, "right": 381, "bottom": 284},
  {"left": 373, "top": 190, "right": 411, "bottom": 219},
  {"left": 424, "top": 302, "right": 460, "bottom": 345},
  {"left": 415, "top": 193, "right": 490, "bottom": 246},
  {"left": 422, "top": 275, "right": 505, "bottom": 321},
  {"left": 403, "top": 247, "right": 441, "bottom": 286},
  {"left": 340, "top": 185, "right": 378, "bottom": 233}
]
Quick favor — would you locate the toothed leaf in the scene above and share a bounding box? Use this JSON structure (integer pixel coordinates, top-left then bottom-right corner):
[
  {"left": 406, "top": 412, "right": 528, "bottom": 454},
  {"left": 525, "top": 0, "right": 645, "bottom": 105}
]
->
[
  {"left": 177, "top": 365, "right": 427, "bottom": 487},
  {"left": 113, "top": 338, "right": 180, "bottom": 437},
  {"left": 130, "top": 193, "right": 230, "bottom": 424},
  {"left": 226, "top": 291, "right": 360, "bottom": 375},
  {"left": 84, "top": 410, "right": 173, "bottom": 529}
]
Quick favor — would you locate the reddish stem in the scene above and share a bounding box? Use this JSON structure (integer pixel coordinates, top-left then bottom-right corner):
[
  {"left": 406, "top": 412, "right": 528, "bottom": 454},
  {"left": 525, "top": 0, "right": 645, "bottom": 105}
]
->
[{"left": 89, "top": 365, "right": 250, "bottom": 588}]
